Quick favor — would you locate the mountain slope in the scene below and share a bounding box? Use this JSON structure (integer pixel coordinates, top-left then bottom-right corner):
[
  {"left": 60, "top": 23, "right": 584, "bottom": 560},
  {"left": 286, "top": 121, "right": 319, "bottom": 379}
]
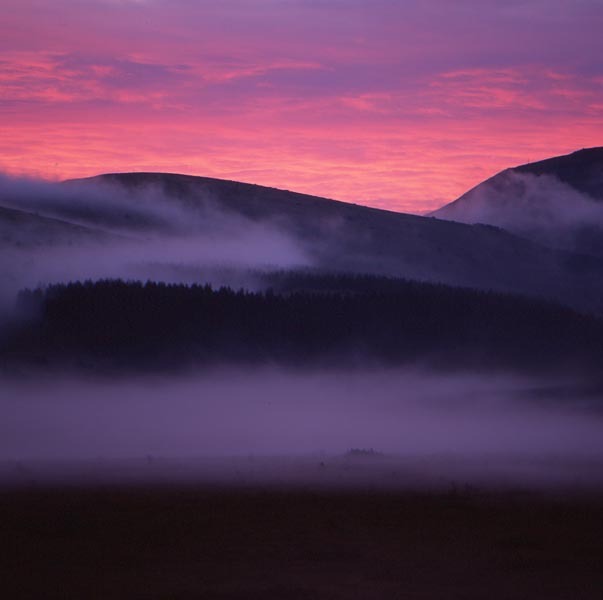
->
[
  {"left": 60, "top": 172, "right": 603, "bottom": 314},
  {"left": 3, "top": 170, "right": 603, "bottom": 314},
  {"left": 432, "top": 148, "right": 603, "bottom": 257},
  {"left": 0, "top": 204, "right": 111, "bottom": 248},
  {"left": 514, "top": 147, "right": 603, "bottom": 200}
]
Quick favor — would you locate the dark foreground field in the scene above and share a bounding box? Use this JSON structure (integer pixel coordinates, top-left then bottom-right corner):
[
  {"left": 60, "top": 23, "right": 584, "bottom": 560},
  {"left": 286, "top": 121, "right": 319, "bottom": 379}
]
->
[{"left": 2, "top": 485, "right": 603, "bottom": 599}]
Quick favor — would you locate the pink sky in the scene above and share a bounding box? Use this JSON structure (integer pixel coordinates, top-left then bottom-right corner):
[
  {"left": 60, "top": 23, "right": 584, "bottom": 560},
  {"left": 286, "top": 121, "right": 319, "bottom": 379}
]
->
[{"left": 1, "top": 0, "right": 602, "bottom": 213}]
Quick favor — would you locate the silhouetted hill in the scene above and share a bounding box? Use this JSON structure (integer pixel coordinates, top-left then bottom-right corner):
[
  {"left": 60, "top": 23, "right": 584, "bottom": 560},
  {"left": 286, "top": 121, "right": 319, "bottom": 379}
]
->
[
  {"left": 0, "top": 204, "right": 111, "bottom": 248},
  {"left": 433, "top": 148, "right": 603, "bottom": 257},
  {"left": 60, "top": 172, "right": 603, "bottom": 314},
  {"left": 3, "top": 168, "right": 603, "bottom": 313},
  {"left": 515, "top": 147, "right": 603, "bottom": 200}
]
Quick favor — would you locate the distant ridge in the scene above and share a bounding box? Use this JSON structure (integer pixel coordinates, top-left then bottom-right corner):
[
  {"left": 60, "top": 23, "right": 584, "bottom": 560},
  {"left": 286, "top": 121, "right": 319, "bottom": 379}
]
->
[
  {"left": 434, "top": 147, "right": 603, "bottom": 217},
  {"left": 64, "top": 170, "right": 603, "bottom": 314},
  {"left": 66, "top": 171, "right": 409, "bottom": 223},
  {"left": 3, "top": 166, "right": 603, "bottom": 314},
  {"left": 432, "top": 147, "right": 603, "bottom": 257},
  {"left": 513, "top": 147, "right": 603, "bottom": 200}
]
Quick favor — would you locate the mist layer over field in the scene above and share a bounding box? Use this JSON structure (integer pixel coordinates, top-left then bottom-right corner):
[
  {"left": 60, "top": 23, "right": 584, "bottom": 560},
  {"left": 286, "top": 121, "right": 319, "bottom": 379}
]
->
[
  {"left": 3, "top": 169, "right": 603, "bottom": 491},
  {"left": 2, "top": 369, "right": 603, "bottom": 490}
]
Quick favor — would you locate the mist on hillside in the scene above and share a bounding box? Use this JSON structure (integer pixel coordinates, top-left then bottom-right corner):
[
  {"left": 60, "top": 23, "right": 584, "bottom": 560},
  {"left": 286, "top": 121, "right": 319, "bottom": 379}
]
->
[
  {"left": 1, "top": 169, "right": 603, "bottom": 491},
  {"left": 0, "top": 173, "right": 312, "bottom": 311},
  {"left": 5, "top": 170, "right": 603, "bottom": 317},
  {"left": 435, "top": 171, "right": 603, "bottom": 256}
]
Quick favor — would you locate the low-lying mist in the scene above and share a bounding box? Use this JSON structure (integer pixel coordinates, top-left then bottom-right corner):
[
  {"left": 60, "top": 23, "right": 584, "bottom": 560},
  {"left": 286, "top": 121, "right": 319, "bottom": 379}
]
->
[
  {"left": 2, "top": 368, "right": 603, "bottom": 490},
  {"left": 3, "top": 172, "right": 603, "bottom": 492},
  {"left": 0, "top": 173, "right": 313, "bottom": 311}
]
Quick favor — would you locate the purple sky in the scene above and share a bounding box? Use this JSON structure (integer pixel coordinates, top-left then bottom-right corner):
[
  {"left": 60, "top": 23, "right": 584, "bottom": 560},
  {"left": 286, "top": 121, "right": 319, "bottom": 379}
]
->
[{"left": 1, "top": 0, "right": 602, "bottom": 212}]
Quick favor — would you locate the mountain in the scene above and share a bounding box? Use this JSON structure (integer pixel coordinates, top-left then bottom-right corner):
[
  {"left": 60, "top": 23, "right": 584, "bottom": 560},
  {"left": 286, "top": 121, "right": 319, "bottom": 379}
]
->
[
  {"left": 0, "top": 204, "right": 111, "bottom": 248},
  {"left": 0, "top": 203, "right": 117, "bottom": 311},
  {"left": 432, "top": 147, "right": 603, "bottom": 257},
  {"left": 3, "top": 170, "right": 603, "bottom": 314},
  {"left": 64, "top": 172, "right": 603, "bottom": 313}
]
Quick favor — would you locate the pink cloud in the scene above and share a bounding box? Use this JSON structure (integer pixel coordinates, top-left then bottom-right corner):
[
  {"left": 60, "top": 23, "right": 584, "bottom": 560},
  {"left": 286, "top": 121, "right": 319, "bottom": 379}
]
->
[{"left": 0, "top": 1, "right": 602, "bottom": 212}]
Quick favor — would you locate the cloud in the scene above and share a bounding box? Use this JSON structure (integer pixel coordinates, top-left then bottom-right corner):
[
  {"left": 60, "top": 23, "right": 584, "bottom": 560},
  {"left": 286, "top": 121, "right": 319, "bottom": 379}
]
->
[
  {"left": 0, "top": 1, "right": 602, "bottom": 212},
  {"left": 0, "top": 51, "right": 189, "bottom": 105}
]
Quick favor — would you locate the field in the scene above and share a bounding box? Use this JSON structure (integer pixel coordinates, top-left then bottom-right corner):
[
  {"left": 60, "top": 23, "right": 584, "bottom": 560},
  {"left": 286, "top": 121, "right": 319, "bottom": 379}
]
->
[{"left": 3, "top": 479, "right": 603, "bottom": 599}]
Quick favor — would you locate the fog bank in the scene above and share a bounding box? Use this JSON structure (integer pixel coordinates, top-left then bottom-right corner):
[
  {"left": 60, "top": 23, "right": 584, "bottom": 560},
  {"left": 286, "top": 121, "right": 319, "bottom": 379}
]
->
[{"left": 2, "top": 369, "right": 603, "bottom": 490}]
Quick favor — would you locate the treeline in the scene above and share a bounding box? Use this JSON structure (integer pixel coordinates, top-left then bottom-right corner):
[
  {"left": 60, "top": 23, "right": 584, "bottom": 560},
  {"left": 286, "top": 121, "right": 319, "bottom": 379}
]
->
[{"left": 3, "top": 274, "right": 603, "bottom": 372}]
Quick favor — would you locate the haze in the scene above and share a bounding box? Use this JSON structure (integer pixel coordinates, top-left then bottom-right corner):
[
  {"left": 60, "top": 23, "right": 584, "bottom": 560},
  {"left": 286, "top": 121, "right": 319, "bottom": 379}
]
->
[{"left": 2, "top": 368, "right": 603, "bottom": 490}]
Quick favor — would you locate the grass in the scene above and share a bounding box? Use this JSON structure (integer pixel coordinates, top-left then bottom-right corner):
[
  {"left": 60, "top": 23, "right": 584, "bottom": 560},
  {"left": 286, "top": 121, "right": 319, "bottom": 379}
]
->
[{"left": 1, "top": 485, "right": 602, "bottom": 599}]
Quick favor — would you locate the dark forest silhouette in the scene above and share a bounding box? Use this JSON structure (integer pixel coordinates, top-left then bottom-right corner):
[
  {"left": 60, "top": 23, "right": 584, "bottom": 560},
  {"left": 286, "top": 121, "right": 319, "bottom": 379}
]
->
[{"left": 4, "top": 272, "right": 603, "bottom": 373}]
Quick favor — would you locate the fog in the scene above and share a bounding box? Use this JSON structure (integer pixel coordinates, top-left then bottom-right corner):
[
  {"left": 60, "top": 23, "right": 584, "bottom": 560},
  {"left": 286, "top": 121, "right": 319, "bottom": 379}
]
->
[
  {"left": 2, "top": 369, "right": 603, "bottom": 490},
  {"left": 5, "top": 170, "right": 603, "bottom": 320},
  {"left": 0, "top": 173, "right": 312, "bottom": 310},
  {"left": 0, "top": 173, "right": 190, "bottom": 233},
  {"left": 3, "top": 173, "right": 603, "bottom": 491},
  {"left": 0, "top": 228, "right": 308, "bottom": 298},
  {"left": 439, "top": 171, "right": 603, "bottom": 255}
]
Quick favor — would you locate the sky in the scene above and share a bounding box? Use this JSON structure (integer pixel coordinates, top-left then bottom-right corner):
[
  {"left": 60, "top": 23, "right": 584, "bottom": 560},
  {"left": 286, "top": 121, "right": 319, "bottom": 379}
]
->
[{"left": 0, "top": 0, "right": 602, "bottom": 213}]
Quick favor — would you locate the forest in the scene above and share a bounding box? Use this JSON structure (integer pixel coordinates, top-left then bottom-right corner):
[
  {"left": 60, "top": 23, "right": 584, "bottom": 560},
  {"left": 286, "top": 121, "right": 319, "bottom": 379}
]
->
[{"left": 3, "top": 272, "right": 603, "bottom": 374}]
